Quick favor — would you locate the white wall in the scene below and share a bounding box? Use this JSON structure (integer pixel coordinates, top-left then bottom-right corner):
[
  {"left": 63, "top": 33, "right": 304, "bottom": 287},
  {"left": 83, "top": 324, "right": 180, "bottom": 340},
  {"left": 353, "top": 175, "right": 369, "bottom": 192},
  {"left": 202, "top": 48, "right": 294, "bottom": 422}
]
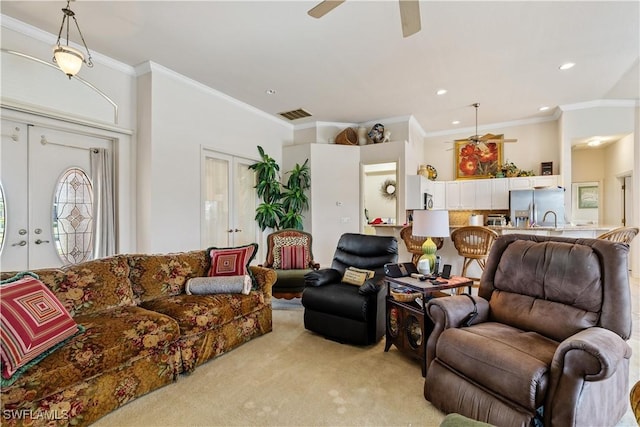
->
[
  {"left": 136, "top": 62, "right": 292, "bottom": 253},
  {"left": 1, "top": 19, "right": 138, "bottom": 254},
  {"left": 424, "top": 119, "right": 560, "bottom": 182},
  {"left": 603, "top": 134, "right": 634, "bottom": 226}
]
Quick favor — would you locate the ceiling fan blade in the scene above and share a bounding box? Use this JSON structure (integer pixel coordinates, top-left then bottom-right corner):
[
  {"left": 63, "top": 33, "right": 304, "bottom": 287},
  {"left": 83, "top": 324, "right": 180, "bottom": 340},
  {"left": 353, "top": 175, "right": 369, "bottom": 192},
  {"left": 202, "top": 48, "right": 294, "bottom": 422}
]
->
[
  {"left": 308, "top": 0, "right": 346, "bottom": 18},
  {"left": 399, "top": 0, "right": 421, "bottom": 37},
  {"left": 485, "top": 138, "right": 519, "bottom": 143}
]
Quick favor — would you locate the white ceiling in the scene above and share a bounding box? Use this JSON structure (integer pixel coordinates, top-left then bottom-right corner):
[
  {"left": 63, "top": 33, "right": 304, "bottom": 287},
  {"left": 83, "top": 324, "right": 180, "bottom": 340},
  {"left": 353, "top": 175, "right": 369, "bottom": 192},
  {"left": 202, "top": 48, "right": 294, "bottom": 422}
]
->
[{"left": 1, "top": 1, "right": 639, "bottom": 136}]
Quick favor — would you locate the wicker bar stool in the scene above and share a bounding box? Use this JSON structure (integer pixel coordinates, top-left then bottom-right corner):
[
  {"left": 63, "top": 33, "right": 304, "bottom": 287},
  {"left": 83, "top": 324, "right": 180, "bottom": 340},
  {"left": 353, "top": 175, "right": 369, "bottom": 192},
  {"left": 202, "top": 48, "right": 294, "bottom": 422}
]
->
[
  {"left": 450, "top": 226, "right": 499, "bottom": 294},
  {"left": 400, "top": 225, "right": 444, "bottom": 267},
  {"left": 597, "top": 226, "right": 639, "bottom": 245}
]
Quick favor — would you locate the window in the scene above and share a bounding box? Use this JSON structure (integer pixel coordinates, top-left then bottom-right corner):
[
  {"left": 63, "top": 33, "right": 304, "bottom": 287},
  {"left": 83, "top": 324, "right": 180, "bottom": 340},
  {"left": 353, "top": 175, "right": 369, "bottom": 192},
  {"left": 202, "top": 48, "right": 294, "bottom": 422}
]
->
[{"left": 53, "top": 168, "right": 94, "bottom": 264}]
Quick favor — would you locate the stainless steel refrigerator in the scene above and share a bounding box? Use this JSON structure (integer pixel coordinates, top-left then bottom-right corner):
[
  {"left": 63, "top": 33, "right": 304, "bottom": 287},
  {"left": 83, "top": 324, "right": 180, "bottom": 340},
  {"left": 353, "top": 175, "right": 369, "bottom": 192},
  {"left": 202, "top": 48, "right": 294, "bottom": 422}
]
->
[{"left": 509, "top": 188, "right": 565, "bottom": 227}]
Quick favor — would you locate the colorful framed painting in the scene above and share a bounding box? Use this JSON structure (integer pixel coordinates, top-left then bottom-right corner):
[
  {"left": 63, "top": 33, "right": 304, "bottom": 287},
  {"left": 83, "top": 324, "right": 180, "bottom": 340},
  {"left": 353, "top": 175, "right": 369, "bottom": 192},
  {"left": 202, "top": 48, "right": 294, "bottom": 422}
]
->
[
  {"left": 578, "top": 185, "right": 599, "bottom": 209},
  {"left": 454, "top": 140, "right": 503, "bottom": 180}
]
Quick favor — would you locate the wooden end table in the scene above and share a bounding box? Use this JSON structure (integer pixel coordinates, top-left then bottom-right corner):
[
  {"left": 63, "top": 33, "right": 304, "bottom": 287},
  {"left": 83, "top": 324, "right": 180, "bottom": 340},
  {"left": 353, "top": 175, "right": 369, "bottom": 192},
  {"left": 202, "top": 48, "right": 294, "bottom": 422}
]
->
[{"left": 383, "top": 275, "right": 473, "bottom": 377}]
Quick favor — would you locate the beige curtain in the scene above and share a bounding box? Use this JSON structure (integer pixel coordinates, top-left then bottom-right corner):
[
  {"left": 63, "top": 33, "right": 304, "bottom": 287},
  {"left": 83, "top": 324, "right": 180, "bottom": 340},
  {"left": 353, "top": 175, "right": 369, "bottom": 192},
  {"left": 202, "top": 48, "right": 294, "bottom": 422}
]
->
[{"left": 90, "top": 148, "right": 116, "bottom": 258}]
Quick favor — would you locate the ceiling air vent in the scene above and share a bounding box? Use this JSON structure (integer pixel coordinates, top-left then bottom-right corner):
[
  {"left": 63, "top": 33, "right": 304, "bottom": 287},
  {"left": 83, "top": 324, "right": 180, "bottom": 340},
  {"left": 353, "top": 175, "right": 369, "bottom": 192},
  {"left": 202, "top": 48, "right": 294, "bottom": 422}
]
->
[{"left": 279, "top": 108, "right": 312, "bottom": 121}]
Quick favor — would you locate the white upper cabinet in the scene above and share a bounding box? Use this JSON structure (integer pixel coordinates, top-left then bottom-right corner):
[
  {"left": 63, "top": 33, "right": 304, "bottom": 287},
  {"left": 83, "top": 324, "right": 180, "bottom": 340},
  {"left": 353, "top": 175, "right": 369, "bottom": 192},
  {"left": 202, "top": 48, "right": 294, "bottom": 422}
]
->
[
  {"left": 509, "top": 175, "right": 559, "bottom": 190},
  {"left": 406, "top": 175, "right": 446, "bottom": 210},
  {"left": 446, "top": 181, "right": 475, "bottom": 210},
  {"left": 426, "top": 180, "right": 446, "bottom": 210},
  {"left": 491, "top": 178, "right": 510, "bottom": 209},
  {"left": 531, "top": 175, "right": 559, "bottom": 188},
  {"left": 409, "top": 175, "right": 559, "bottom": 211},
  {"left": 508, "top": 177, "right": 534, "bottom": 190},
  {"left": 474, "top": 180, "right": 493, "bottom": 210},
  {"left": 405, "top": 175, "right": 424, "bottom": 210}
]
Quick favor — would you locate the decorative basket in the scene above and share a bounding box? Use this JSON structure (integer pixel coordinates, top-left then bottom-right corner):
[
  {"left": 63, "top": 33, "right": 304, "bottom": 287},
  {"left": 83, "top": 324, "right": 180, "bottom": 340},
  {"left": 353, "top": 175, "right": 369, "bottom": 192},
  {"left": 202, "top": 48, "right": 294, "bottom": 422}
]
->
[
  {"left": 390, "top": 290, "right": 421, "bottom": 303},
  {"left": 335, "top": 127, "right": 358, "bottom": 145}
]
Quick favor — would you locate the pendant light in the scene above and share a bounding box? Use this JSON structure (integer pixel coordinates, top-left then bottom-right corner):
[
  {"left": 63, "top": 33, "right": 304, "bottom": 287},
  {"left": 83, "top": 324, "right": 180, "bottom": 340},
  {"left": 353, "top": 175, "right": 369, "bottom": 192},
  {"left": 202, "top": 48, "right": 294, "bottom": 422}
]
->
[{"left": 52, "top": 0, "right": 93, "bottom": 78}]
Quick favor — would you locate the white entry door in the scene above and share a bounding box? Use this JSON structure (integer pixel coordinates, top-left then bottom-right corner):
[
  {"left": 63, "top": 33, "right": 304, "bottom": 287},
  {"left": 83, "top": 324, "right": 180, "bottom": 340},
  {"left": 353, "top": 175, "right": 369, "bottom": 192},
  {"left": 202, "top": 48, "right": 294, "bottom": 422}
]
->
[
  {"left": 0, "top": 119, "right": 111, "bottom": 271},
  {"left": 201, "top": 150, "right": 258, "bottom": 249}
]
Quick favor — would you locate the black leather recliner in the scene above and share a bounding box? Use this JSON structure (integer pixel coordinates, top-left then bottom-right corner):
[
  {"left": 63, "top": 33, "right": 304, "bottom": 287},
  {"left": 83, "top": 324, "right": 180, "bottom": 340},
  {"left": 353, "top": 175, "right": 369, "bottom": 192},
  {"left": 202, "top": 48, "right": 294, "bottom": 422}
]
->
[{"left": 301, "top": 233, "right": 398, "bottom": 345}]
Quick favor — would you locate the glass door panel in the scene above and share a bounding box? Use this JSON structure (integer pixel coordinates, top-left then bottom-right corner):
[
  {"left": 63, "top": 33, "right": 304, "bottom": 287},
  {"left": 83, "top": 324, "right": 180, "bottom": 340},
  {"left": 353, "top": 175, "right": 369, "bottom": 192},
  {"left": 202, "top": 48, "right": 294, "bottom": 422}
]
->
[
  {"left": 202, "top": 151, "right": 257, "bottom": 249},
  {"left": 233, "top": 159, "right": 257, "bottom": 247},
  {"left": 203, "top": 155, "right": 231, "bottom": 247}
]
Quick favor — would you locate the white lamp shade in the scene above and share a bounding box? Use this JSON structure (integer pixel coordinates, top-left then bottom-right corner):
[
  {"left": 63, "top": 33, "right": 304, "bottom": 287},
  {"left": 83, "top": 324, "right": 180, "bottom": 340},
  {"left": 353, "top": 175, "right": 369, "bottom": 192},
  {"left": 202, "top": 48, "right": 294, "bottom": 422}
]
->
[
  {"left": 53, "top": 45, "right": 84, "bottom": 76},
  {"left": 412, "top": 210, "right": 450, "bottom": 237}
]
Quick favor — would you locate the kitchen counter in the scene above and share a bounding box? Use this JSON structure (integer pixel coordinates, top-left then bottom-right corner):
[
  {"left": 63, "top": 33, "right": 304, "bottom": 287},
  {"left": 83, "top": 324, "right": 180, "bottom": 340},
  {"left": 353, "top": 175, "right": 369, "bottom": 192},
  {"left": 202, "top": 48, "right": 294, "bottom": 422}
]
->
[
  {"left": 489, "top": 225, "right": 614, "bottom": 232},
  {"left": 489, "top": 225, "right": 616, "bottom": 238},
  {"left": 449, "top": 224, "right": 615, "bottom": 238}
]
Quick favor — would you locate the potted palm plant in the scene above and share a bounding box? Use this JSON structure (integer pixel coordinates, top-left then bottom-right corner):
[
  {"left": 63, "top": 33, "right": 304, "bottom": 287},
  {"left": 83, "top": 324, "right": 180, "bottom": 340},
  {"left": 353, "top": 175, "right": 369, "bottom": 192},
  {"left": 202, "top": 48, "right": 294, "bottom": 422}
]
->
[{"left": 249, "top": 146, "right": 310, "bottom": 231}]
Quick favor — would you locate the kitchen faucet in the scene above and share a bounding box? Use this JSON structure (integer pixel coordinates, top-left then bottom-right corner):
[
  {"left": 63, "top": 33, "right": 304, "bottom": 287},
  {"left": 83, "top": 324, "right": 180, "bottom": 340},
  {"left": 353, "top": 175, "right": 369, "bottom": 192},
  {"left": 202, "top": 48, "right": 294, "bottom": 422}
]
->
[{"left": 543, "top": 210, "right": 557, "bottom": 228}]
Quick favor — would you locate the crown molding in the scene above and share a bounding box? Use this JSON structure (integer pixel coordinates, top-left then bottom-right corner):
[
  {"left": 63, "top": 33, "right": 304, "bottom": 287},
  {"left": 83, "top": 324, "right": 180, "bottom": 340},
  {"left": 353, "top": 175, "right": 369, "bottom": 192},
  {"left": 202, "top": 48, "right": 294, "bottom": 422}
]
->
[
  {"left": 559, "top": 99, "right": 639, "bottom": 111},
  {"left": 1, "top": 14, "right": 135, "bottom": 76},
  {"left": 293, "top": 120, "right": 358, "bottom": 130},
  {"left": 137, "top": 61, "right": 293, "bottom": 130},
  {"left": 424, "top": 109, "right": 562, "bottom": 138}
]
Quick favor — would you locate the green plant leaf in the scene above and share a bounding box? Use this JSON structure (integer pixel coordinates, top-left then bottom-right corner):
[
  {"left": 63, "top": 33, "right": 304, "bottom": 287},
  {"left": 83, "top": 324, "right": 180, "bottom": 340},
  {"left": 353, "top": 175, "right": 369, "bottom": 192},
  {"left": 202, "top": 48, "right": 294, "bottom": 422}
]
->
[
  {"left": 279, "top": 210, "right": 303, "bottom": 230},
  {"left": 255, "top": 202, "right": 284, "bottom": 231}
]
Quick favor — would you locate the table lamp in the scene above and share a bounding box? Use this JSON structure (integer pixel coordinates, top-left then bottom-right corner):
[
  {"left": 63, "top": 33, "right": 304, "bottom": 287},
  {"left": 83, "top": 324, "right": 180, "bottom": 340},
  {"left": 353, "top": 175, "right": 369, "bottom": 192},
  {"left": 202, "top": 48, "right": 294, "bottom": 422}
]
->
[{"left": 412, "top": 209, "right": 450, "bottom": 275}]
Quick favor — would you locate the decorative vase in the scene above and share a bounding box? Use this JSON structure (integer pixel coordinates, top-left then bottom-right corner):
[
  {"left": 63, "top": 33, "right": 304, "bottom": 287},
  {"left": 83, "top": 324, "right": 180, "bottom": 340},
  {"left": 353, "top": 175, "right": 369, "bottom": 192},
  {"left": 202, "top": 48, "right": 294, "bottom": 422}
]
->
[{"left": 357, "top": 127, "right": 368, "bottom": 145}]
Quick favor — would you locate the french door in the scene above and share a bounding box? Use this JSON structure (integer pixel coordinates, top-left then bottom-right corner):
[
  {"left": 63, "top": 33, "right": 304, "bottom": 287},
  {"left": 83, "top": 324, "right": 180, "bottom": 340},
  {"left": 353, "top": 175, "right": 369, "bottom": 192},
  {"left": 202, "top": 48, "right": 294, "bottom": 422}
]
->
[
  {"left": 0, "top": 118, "right": 110, "bottom": 271},
  {"left": 201, "top": 150, "right": 258, "bottom": 250}
]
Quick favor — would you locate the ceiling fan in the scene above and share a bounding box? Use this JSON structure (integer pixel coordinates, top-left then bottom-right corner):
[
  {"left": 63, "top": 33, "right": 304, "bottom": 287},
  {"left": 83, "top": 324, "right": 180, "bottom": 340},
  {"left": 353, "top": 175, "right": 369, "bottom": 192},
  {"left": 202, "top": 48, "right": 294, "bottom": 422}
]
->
[
  {"left": 307, "top": 0, "right": 421, "bottom": 38},
  {"left": 452, "top": 103, "right": 518, "bottom": 146}
]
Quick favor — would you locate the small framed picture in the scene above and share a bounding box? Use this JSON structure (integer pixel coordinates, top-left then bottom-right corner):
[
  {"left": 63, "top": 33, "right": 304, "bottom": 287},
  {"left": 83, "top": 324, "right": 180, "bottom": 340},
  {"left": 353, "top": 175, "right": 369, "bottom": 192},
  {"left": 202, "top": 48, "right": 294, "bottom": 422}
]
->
[{"left": 578, "top": 185, "right": 598, "bottom": 209}]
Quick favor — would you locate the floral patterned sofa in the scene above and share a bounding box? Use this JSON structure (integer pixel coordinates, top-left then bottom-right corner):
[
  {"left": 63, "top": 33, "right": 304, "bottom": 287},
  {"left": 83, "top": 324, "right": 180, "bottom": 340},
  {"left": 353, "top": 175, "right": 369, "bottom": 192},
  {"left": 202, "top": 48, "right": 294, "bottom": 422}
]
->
[{"left": 1, "top": 250, "right": 276, "bottom": 427}]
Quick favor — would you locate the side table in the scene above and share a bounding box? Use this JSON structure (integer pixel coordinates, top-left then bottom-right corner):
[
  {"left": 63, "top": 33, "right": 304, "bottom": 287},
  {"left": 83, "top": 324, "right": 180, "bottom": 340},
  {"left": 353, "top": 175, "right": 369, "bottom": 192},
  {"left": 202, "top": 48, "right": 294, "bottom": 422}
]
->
[{"left": 384, "top": 275, "right": 472, "bottom": 377}]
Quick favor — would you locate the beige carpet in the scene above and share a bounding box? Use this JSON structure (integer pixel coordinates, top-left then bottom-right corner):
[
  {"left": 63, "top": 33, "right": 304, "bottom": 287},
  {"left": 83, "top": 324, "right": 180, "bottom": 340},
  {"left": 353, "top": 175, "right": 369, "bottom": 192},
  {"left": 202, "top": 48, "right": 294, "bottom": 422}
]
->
[{"left": 94, "top": 283, "right": 640, "bottom": 427}]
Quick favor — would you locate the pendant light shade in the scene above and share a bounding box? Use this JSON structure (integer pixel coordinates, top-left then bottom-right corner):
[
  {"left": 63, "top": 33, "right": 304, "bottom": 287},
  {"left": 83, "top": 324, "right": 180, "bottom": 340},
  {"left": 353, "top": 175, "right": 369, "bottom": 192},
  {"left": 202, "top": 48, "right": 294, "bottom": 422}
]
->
[
  {"left": 52, "top": 0, "right": 93, "bottom": 78},
  {"left": 53, "top": 45, "right": 84, "bottom": 77}
]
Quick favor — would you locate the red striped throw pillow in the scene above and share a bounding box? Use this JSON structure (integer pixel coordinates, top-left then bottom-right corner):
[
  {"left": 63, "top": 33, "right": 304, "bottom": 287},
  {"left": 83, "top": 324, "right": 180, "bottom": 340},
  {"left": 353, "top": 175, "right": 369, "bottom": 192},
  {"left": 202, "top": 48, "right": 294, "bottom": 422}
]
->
[
  {"left": 280, "top": 245, "right": 308, "bottom": 270},
  {"left": 1, "top": 273, "right": 80, "bottom": 380}
]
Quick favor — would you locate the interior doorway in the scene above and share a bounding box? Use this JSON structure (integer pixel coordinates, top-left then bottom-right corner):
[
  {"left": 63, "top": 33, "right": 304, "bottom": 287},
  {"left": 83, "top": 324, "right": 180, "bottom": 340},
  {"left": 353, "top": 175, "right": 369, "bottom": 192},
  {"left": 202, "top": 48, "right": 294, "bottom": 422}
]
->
[
  {"left": 622, "top": 175, "right": 633, "bottom": 226},
  {"left": 362, "top": 162, "right": 398, "bottom": 226}
]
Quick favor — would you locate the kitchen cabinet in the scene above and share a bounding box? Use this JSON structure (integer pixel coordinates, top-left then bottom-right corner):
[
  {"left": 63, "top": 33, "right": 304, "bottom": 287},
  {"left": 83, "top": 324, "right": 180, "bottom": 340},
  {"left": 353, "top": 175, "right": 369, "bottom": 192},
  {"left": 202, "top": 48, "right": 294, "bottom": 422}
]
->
[
  {"left": 406, "top": 175, "right": 445, "bottom": 210},
  {"left": 425, "top": 180, "right": 446, "bottom": 210},
  {"left": 508, "top": 177, "right": 534, "bottom": 190},
  {"left": 532, "top": 175, "right": 559, "bottom": 188},
  {"left": 474, "top": 180, "right": 492, "bottom": 210},
  {"left": 413, "top": 175, "right": 560, "bottom": 211},
  {"left": 491, "top": 178, "right": 510, "bottom": 209},
  {"left": 509, "top": 175, "right": 559, "bottom": 190},
  {"left": 446, "top": 181, "right": 475, "bottom": 210}
]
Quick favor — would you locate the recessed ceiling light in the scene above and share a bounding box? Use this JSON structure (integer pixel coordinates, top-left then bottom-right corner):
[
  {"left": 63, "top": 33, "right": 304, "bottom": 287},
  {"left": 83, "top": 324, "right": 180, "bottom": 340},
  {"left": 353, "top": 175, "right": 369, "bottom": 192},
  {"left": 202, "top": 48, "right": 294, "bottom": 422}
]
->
[
  {"left": 559, "top": 62, "right": 575, "bottom": 71},
  {"left": 436, "top": 89, "right": 447, "bottom": 95},
  {"left": 265, "top": 89, "right": 276, "bottom": 95},
  {"left": 452, "top": 120, "right": 460, "bottom": 125},
  {"left": 539, "top": 106, "right": 550, "bottom": 112},
  {"left": 588, "top": 139, "right": 601, "bottom": 147}
]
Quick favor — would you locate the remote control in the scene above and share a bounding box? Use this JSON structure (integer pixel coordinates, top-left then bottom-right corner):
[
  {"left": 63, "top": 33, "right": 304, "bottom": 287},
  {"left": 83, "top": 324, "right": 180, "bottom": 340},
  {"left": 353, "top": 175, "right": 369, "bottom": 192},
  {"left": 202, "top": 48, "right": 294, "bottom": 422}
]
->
[{"left": 410, "top": 273, "right": 428, "bottom": 281}]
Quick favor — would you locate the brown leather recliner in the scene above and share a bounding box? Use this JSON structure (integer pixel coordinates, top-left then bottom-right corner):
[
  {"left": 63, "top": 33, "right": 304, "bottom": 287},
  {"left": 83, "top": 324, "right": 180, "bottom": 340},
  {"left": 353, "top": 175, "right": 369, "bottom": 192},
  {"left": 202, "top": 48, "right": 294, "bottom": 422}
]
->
[{"left": 424, "top": 234, "right": 632, "bottom": 427}]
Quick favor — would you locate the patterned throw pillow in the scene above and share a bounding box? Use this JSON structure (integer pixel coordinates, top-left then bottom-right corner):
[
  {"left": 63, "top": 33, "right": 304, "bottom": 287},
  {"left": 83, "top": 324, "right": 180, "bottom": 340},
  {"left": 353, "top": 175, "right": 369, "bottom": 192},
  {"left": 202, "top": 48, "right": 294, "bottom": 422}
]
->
[
  {"left": 207, "top": 244, "right": 258, "bottom": 278},
  {"left": 280, "top": 245, "right": 308, "bottom": 270},
  {"left": 272, "top": 235, "right": 309, "bottom": 269},
  {"left": 0, "top": 272, "right": 81, "bottom": 381}
]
